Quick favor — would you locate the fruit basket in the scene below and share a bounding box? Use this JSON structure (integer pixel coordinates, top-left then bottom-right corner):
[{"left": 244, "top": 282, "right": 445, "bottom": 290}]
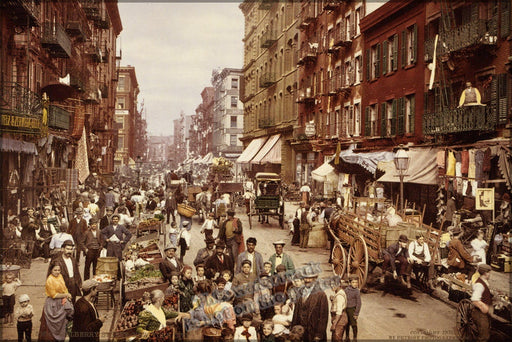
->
[{"left": 177, "top": 203, "right": 196, "bottom": 218}]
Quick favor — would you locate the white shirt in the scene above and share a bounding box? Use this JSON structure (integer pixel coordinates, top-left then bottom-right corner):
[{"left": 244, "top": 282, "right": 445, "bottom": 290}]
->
[
  {"left": 246, "top": 252, "right": 255, "bottom": 273},
  {"left": 275, "top": 254, "right": 283, "bottom": 266},
  {"left": 471, "top": 278, "right": 489, "bottom": 302},
  {"left": 63, "top": 256, "right": 74, "bottom": 278},
  {"left": 408, "top": 241, "right": 431, "bottom": 263}
]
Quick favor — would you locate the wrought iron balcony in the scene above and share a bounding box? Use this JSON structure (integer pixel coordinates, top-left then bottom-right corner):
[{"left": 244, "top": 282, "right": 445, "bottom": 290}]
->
[
  {"left": 2, "top": 0, "right": 40, "bottom": 27},
  {"left": 48, "top": 105, "right": 70, "bottom": 130},
  {"left": 100, "top": 84, "right": 108, "bottom": 98},
  {"left": 0, "top": 82, "right": 42, "bottom": 135},
  {"left": 298, "top": 43, "right": 318, "bottom": 65},
  {"left": 95, "top": 10, "right": 110, "bottom": 29},
  {"left": 41, "top": 22, "right": 72, "bottom": 58},
  {"left": 70, "top": 73, "right": 85, "bottom": 92},
  {"left": 324, "top": 75, "right": 338, "bottom": 96},
  {"left": 258, "top": 118, "right": 274, "bottom": 129},
  {"left": 260, "top": 30, "right": 278, "bottom": 48},
  {"left": 299, "top": 2, "right": 317, "bottom": 29},
  {"left": 101, "top": 46, "right": 109, "bottom": 63},
  {"left": 333, "top": 26, "right": 352, "bottom": 47},
  {"left": 65, "top": 20, "right": 89, "bottom": 42},
  {"left": 81, "top": 0, "right": 101, "bottom": 21},
  {"left": 85, "top": 41, "right": 102, "bottom": 63},
  {"left": 424, "top": 19, "right": 497, "bottom": 60},
  {"left": 259, "top": 72, "right": 276, "bottom": 88},
  {"left": 258, "top": 0, "right": 272, "bottom": 10},
  {"left": 423, "top": 105, "right": 497, "bottom": 135},
  {"left": 324, "top": 0, "right": 342, "bottom": 11},
  {"left": 296, "top": 87, "right": 315, "bottom": 103}
]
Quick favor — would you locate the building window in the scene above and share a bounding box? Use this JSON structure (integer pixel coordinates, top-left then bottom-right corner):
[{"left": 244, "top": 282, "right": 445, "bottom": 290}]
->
[
  {"left": 231, "top": 78, "right": 238, "bottom": 89},
  {"left": 116, "top": 97, "right": 125, "bottom": 109},
  {"left": 118, "top": 136, "right": 124, "bottom": 149},
  {"left": 230, "top": 115, "right": 237, "bottom": 128},
  {"left": 369, "top": 43, "right": 380, "bottom": 80},
  {"left": 402, "top": 24, "right": 417, "bottom": 66},
  {"left": 382, "top": 99, "right": 397, "bottom": 137},
  {"left": 354, "top": 7, "right": 361, "bottom": 36},
  {"left": 383, "top": 34, "right": 398, "bottom": 75},
  {"left": 345, "top": 14, "right": 352, "bottom": 40},
  {"left": 364, "top": 105, "right": 378, "bottom": 136},
  {"left": 230, "top": 134, "right": 237, "bottom": 146},
  {"left": 355, "top": 55, "right": 362, "bottom": 84},
  {"left": 231, "top": 96, "right": 238, "bottom": 108},
  {"left": 353, "top": 103, "right": 360, "bottom": 137},
  {"left": 344, "top": 105, "right": 351, "bottom": 136},
  {"left": 335, "top": 108, "right": 342, "bottom": 137},
  {"left": 405, "top": 94, "right": 415, "bottom": 134},
  {"left": 117, "top": 76, "right": 125, "bottom": 91}
]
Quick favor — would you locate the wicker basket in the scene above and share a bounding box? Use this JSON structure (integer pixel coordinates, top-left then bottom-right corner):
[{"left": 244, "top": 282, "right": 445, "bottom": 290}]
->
[{"left": 177, "top": 203, "right": 196, "bottom": 218}]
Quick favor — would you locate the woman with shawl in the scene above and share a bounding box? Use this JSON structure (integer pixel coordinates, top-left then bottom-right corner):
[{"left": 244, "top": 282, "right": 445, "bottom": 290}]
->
[{"left": 38, "top": 262, "right": 74, "bottom": 341}]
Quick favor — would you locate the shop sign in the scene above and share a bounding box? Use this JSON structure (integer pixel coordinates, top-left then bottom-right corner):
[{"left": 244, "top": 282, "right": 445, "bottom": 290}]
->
[
  {"left": 476, "top": 188, "right": 494, "bottom": 210},
  {"left": 305, "top": 122, "right": 316, "bottom": 137},
  {"left": 0, "top": 112, "right": 43, "bottom": 135}
]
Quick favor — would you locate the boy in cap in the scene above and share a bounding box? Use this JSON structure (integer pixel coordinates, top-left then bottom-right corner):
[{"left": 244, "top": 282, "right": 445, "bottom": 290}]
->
[
  {"left": 71, "top": 279, "right": 106, "bottom": 342},
  {"left": 471, "top": 263, "right": 493, "bottom": 342},
  {"left": 381, "top": 234, "right": 412, "bottom": 287},
  {"left": 234, "top": 313, "right": 257, "bottom": 342},
  {"left": 15, "top": 294, "right": 33, "bottom": 341},
  {"left": 344, "top": 275, "right": 362, "bottom": 342}
]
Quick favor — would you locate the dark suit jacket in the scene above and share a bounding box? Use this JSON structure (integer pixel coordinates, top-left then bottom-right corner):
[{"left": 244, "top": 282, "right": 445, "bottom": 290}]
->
[
  {"left": 81, "top": 229, "right": 105, "bottom": 250},
  {"left": 382, "top": 242, "right": 410, "bottom": 271},
  {"left": 99, "top": 215, "right": 110, "bottom": 230},
  {"left": 159, "top": 257, "right": 183, "bottom": 282},
  {"left": 68, "top": 218, "right": 88, "bottom": 249},
  {"left": 205, "top": 253, "right": 234, "bottom": 279},
  {"left": 49, "top": 255, "right": 82, "bottom": 298},
  {"left": 291, "top": 284, "right": 329, "bottom": 341},
  {"left": 70, "top": 297, "right": 103, "bottom": 342},
  {"left": 448, "top": 237, "right": 473, "bottom": 268}
]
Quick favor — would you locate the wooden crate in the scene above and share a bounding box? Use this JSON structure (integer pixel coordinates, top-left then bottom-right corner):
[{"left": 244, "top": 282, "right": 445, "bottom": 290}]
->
[{"left": 124, "top": 282, "right": 169, "bottom": 302}]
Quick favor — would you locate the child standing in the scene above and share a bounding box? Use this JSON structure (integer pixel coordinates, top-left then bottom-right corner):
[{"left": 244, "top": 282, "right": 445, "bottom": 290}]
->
[
  {"left": 330, "top": 282, "right": 348, "bottom": 342},
  {"left": 15, "top": 294, "right": 33, "bottom": 342},
  {"left": 169, "top": 221, "right": 179, "bottom": 247},
  {"left": 261, "top": 319, "right": 276, "bottom": 342},
  {"left": 344, "top": 275, "right": 362, "bottom": 342},
  {"left": 200, "top": 212, "right": 218, "bottom": 240},
  {"left": 193, "top": 264, "right": 206, "bottom": 283},
  {"left": 2, "top": 272, "right": 22, "bottom": 324},
  {"left": 233, "top": 314, "right": 257, "bottom": 342}
]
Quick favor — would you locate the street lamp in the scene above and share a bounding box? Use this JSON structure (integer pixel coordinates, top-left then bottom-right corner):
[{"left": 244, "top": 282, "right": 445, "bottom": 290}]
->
[
  {"left": 394, "top": 145, "right": 410, "bottom": 213},
  {"left": 136, "top": 155, "right": 142, "bottom": 188}
]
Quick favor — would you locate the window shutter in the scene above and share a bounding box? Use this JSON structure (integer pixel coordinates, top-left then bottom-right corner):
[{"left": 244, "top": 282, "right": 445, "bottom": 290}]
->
[
  {"left": 382, "top": 40, "right": 388, "bottom": 75},
  {"left": 410, "top": 95, "right": 415, "bottom": 133},
  {"left": 364, "top": 106, "right": 371, "bottom": 136},
  {"left": 412, "top": 24, "right": 417, "bottom": 63},
  {"left": 397, "top": 97, "right": 405, "bottom": 135},
  {"left": 391, "top": 99, "right": 397, "bottom": 136},
  {"left": 358, "top": 56, "right": 363, "bottom": 82},
  {"left": 366, "top": 49, "right": 371, "bottom": 81},
  {"left": 350, "top": 60, "right": 355, "bottom": 85},
  {"left": 498, "top": 73, "right": 508, "bottom": 124},
  {"left": 376, "top": 43, "right": 381, "bottom": 77},
  {"left": 380, "top": 102, "right": 387, "bottom": 137},
  {"left": 401, "top": 30, "right": 406, "bottom": 68},
  {"left": 501, "top": 0, "right": 511, "bottom": 38},
  {"left": 392, "top": 34, "right": 398, "bottom": 71},
  {"left": 341, "top": 64, "right": 345, "bottom": 88}
]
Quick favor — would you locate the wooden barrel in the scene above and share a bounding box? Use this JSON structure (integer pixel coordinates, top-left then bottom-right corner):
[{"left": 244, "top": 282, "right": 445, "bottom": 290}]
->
[{"left": 96, "top": 257, "right": 119, "bottom": 279}]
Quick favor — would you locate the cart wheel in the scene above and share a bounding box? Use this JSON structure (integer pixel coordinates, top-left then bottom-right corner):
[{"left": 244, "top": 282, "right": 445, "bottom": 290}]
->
[
  {"left": 456, "top": 299, "right": 478, "bottom": 341},
  {"left": 347, "top": 235, "right": 369, "bottom": 289},
  {"left": 331, "top": 242, "right": 347, "bottom": 279}
]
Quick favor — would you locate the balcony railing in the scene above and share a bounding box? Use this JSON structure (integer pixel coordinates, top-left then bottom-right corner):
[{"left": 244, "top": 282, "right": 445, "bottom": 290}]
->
[
  {"left": 258, "top": 0, "right": 272, "bottom": 10},
  {"left": 258, "top": 118, "right": 274, "bottom": 129},
  {"left": 65, "top": 20, "right": 89, "bottom": 42},
  {"left": 85, "top": 41, "right": 102, "bottom": 63},
  {"left": 333, "top": 26, "right": 352, "bottom": 47},
  {"left": 41, "top": 22, "right": 72, "bottom": 58},
  {"left": 48, "top": 105, "right": 70, "bottom": 130},
  {"left": 298, "top": 43, "right": 318, "bottom": 65},
  {"left": 3, "top": 0, "right": 40, "bottom": 27},
  {"left": 324, "top": 0, "right": 342, "bottom": 11},
  {"left": 299, "top": 2, "right": 317, "bottom": 29},
  {"left": 81, "top": 0, "right": 101, "bottom": 21},
  {"left": 0, "top": 82, "right": 43, "bottom": 135},
  {"left": 259, "top": 72, "right": 276, "bottom": 88},
  {"left": 423, "top": 105, "right": 496, "bottom": 135},
  {"left": 296, "top": 87, "right": 315, "bottom": 103},
  {"left": 70, "top": 73, "right": 85, "bottom": 92},
  {"left": 260, "top": 30, "right": 278, "bottom": 48},
  {"left": 424, "top": 19, "right": 497, "bottom": 60},
  {"left": 95, "top": 10, "right": 110, "bottom": 29}
]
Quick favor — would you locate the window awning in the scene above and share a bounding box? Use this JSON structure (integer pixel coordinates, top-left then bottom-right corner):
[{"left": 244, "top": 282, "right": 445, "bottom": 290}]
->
[
  {"left": 312, "top": 161, "right": 337, "bottom": 182},
  {"left": 377, "top": 147, "right": 439, "bottom": 185},
  {"left": 0, "top": 137, "right": 38, "bottom": 154},
  {"left": 236, "top": 137, "right": 267, "bottom": 164},
  {"left": 251, "top": 134, "right": 281, "bottom": 164}
]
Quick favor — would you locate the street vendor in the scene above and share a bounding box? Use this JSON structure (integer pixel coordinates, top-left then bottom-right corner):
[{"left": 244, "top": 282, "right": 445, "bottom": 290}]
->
[
  {"left": 137, "top": 289, "right": 190, "bottom": 340},
  {"left": 447, "top": 226, "right": 475, "bottom": 276},
  {"left": 470, "top": 263, "right": 493, "bottom": 342},
  {"left": 159, "top": 245, "right": 183, "bottom": 283},
  {"left": 102, "top": 214, "right": 132, "bottom": 261},
  {"left": 381, "top": 234, "right": 412, "bottom": 288}
]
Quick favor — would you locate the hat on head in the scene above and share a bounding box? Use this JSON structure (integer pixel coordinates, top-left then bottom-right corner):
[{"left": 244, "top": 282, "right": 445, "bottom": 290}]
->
[
  {"left": 273, "top": 240, "right": 285, "bottom": 246},
  {"left": 89, "top": 217, "right": 98, "bottom": 225},
  {"left": 164, "top": 244, "right": 177, "bottom": 252},
  {"left": 19, "top": 294, "right": 30, "bottom": 303},
  {"left": 477, "top": 263, "right": 492, "bottom": 274},
  {"left": 182, "top": 220, "right": 190, "bottom": 227},
  {"left": 205, "top": 236, "right": 216, "bottom": 244},
  {"left": 74, "top": 208, "right": 83, "bottom": 214},
  {"left": 215, "top": 241, "right": 226, "bottom": 249},
  {"left": 82, "top": 279, "right": 99, "bottom": 291},
  {"left": 302, "top": 268, "right": 319, "bottom": 278},
  {"left": 241, "top": 259, "right": 252, "bottom": 267},
  {"left": 398, "top": 234, "right": 408, "bottom": 243},
  {"left": 62, "top": 239, "right": 75, "bottom": 248},
  {"left": 215, "top": 277, "right": 227, "bottom": 285}
]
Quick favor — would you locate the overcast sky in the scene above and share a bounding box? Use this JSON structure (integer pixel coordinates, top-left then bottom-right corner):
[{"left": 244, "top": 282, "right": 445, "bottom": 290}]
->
[{"left": 117, "top": 2, "right": 244, "bottom": 136}]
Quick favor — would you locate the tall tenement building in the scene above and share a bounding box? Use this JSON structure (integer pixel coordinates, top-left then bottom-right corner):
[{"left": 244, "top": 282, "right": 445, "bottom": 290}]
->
[{"left": 0, "top": 0, "right": 122, "bottom": 219}]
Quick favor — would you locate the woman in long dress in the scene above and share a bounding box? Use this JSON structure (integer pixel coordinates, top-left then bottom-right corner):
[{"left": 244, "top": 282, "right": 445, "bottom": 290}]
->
[{"left": 38, "top": 262, "right": 74, "bottom": 341}]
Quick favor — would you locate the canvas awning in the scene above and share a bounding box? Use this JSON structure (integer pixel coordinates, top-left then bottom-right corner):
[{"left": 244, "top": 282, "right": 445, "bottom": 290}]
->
[
  {"left": 251, "top": 134, "right": 281, "bottom": 164},
  {"left": 312, "top": 161, "right": 336, "bottom": 182},
  {"left": 377, "top": 147, "right": 439, "bottom": 185},
  {"left": 0, "top": 137, "right": 38, "bottom": 154},
  {"left": 329, "top": 145, "right": 393, "bottom": 175},
  {"left": 236, "top": 136, "right": 267, "bottom": 164}
]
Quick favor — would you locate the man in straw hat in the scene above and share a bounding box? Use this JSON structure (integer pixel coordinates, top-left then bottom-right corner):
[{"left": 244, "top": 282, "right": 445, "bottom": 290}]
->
[
  {"left": 291, "top": 263, "right": 328, "bottom": 341},
  {"left": 381, "top": 234, "right": 412, "bottom": 288},
  {"left": 269, "top": 240, "right": 295, "bottom": 274},
  {"left": 470, "top": 263, "right": 493, "bottom": 341}
]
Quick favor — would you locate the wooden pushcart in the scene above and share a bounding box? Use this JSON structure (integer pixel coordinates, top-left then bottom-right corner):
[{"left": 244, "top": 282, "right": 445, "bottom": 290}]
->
[{"left": 328, "top": 197, "right": 442, "bottom": 289}]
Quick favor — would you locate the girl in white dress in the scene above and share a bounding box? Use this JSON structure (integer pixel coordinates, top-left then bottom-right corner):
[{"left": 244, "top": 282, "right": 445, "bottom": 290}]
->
[{"left": 470, "top": 230, "right": 488, "bottom": 264}]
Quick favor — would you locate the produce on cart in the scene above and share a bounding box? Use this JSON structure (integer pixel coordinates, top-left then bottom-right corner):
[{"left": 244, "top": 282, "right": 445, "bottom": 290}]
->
[{"left": 137, "top": 218, "right": 162, "bottom": 237}]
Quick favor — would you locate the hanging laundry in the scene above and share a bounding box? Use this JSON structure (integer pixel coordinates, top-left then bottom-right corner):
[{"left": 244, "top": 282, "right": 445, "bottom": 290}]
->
[
  {"left": 475, "top": 149, "right": 484, "bottom": 181},
  {"left": 461, "top": 150, "right": 469, "bottom": 175},
  {"left": 456, "top": 161, "right": 463, "bottom": 194},
  {"left": 468, "top": 149, "right": 476, "bottom": 179},
  {"left": 437, "top": 150, "right": 446, "bottom": 168},
  {"left": 446, "top": 151, "right": 456, "bottom": 177},
  {"left": 482, "top": 148, "right": 492, "bottom": 172}
]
